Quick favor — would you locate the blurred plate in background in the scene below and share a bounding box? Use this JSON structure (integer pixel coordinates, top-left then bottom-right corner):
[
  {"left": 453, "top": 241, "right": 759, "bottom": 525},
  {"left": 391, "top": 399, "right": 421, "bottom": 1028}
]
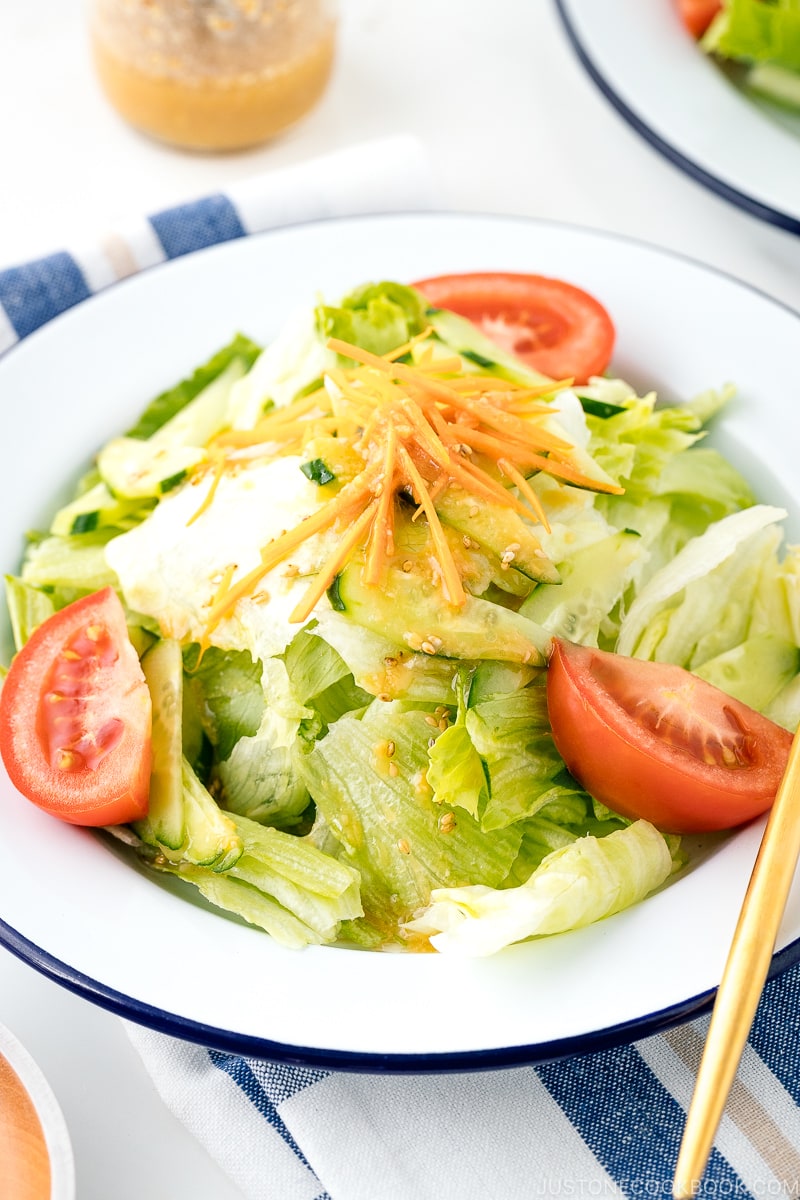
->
[{"left": 556, "top": 0, "right": 800, "bottom": 236}]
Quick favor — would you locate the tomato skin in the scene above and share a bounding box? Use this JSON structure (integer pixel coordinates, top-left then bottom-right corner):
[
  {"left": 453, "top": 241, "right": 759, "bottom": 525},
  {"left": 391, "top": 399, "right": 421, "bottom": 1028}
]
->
[
  {"left": 546, "top": 638, "right": 793, "bottom": 835},
  {"left": 412, "top": 271, "right": 615, "bottom": 384},
  {"left": 0, "top": 587, "right": 152, "bottom": 827},
  {"left": 677, "top": 0, "right": 722, "bottom": 37}
]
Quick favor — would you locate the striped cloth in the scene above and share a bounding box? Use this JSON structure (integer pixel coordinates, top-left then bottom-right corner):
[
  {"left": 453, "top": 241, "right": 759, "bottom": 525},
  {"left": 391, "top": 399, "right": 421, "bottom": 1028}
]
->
[
  {"left": 4, "top": 134, "right": 800, "bottom": 1200},
  {"left": 125, "top": 962, "right": 800, "bottom": 1200},
  {"left": 0, "top": 135, "right": 434, "bottom": 356}
]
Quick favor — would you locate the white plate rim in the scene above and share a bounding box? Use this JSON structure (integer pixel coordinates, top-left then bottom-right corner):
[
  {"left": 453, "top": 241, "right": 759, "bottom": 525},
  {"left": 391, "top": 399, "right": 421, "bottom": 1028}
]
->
[
  {"left": 555, "top": 0, "right": 800, "bottom": 237},
  {"left": 1, "top": 210, "right": 799, "bottom": 1072}
]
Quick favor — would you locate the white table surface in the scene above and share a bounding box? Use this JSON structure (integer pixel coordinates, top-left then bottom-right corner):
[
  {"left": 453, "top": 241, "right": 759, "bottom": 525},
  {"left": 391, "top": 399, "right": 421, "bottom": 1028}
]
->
[{"left": 1, "top": 2, "right": 799, "bottom": 1197}]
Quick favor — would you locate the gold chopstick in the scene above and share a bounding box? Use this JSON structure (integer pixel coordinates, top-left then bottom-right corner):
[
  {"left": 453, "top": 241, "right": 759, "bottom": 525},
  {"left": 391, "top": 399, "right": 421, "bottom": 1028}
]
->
[{"left": 672, "top": 726, "right": 800, "bottom": 1199}]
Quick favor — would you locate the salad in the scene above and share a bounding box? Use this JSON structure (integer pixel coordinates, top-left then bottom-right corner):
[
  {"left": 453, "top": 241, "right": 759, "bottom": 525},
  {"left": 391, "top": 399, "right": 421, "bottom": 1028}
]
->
[
  {"left": 0, "top": 274, "right": 798, "bottom": 958},
  {"left": 678, "top": 0, "right": 800, "bottom": 111}
]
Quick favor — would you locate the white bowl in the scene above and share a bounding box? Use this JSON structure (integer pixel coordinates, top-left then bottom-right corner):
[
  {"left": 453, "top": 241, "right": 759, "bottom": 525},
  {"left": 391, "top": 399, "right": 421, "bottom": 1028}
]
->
[{"left": 1, "top": 213, "right": 799, "bottom": 1070}]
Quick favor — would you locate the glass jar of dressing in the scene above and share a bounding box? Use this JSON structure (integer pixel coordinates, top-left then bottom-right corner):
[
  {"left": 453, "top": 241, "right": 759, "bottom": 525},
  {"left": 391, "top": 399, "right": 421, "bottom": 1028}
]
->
[{"left": 89, "top": 0, "right": 337, "bottom": 152}]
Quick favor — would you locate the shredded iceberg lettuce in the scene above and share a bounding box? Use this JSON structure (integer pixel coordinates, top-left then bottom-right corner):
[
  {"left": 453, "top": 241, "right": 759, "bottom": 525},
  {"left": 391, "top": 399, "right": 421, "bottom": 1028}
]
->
[
  {"left": 406, "top": 820, "right": 676, "bottom": 957},
  {"left": 7, "top": 279, "right": 800, "bottom": 957}
]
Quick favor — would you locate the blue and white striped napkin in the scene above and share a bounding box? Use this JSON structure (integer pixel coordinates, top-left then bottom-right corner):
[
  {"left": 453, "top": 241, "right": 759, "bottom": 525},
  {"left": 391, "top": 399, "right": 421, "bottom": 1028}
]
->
[
  {"left": 4, "top": 134, "right": 800, "bottom": 1200},
  {"left": 0, "top": 135, "right": 434, "bottom": 357},
  {"left": 125, "top": 963, "right": 800, "bottom": 1200}
]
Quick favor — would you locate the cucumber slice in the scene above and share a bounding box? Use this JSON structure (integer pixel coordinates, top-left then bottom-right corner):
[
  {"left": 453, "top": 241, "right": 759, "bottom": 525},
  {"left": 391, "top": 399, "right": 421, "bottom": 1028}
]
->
[
  {"left": 98, "top": 437, "right": 204, "bottom": 500},
  {"left": 746, "top": 62, "right": 800, "bottom": 111},
  {"left": 50, "top": 481, "right": 146, "bottom": 536},
  {"left": 520, "top": 530, "right": 643, "bottom": 645},
  {"left": 434, "top": 485, "right": 559, "bottom": 584},
  {"left": 136, "top": 758, "right": 243, "bottom": 871},
  {"left": 428, "top": 308, "right": 548, "bottom": 386},
  {"left": 695, "top": 633, "right": 800, "bottom": 712},
  {"left": 180, "top": 761, "right": 243, "bottom": 871},
  {"left": 141, "top": 638, "right": 185, "bottom": 850},
  {"left": 136, "top": 636, "right": 242, "bottom": 869},
  {"left": 21, "top": 532, "right": 118, "bottom": 591},
  {"left": 334, "top": 561, "right": 551, "bottom": 664},
  {"left": 98, "top": 358, "right": 248, "bottom": 500}
]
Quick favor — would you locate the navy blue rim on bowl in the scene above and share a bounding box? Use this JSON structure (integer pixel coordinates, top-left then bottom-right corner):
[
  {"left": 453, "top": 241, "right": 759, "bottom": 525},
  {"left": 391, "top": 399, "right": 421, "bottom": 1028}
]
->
[
  {"left": 554, "top": 0, "right": 800, "bottom": 238},
  {"left": 2, "top": 913, "right": 800, "bottom": 1072},
  {"left": 2, "top": 210, "right": 800, "bottom": 1071}
]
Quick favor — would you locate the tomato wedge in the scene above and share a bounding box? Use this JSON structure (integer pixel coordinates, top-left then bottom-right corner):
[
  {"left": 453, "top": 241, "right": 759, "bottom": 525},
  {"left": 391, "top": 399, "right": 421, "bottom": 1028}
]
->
[
  {"left": 676, "top": 0, "right": 722, "bottom": 38},
  {"left": 0, "top": 587, "right": 152, "bottom": 826},
  {"left": 411, "top": 271, "right": 615, "bottom": 383},
  {"left": 546, "top": 638, "right": 793, "bottom": 834}
]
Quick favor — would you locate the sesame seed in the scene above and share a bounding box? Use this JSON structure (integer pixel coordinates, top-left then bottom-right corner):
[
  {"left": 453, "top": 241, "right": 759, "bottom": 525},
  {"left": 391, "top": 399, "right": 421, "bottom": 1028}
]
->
[
  {"left": 428, "top": 736, "right": 437, "bottom": 748},
  {"left": 402, "top": 560, "right": 414, "bottom": 573},
  {"left": 462, "top": 535, "right": 473, "bottom": 549},
  {"left": 469, "top": 505, "right": 480, "bottom": 517},
  {"left": 439, "top": 812, "right": 457, "bottom": 834},
  {"left": 420, "top": 641, "right": 436, "bottom": 655},
  {"left": 377, "top": 692, "right": 392, "bottom": 702},
  {"left": 386, "top": 740, "right": 396, "bottom": 758},
  {"left": 438, "top": 716, "right": 449, "bottom": 732},
  {"left": 388, "top": 761, "right": 399, "bottom": 778},
  {"left": 397, "top": 838, "right": 410, "bottom": 854},
  {"left": 424, "top": 715, "right": 439, "bottom": 728}
]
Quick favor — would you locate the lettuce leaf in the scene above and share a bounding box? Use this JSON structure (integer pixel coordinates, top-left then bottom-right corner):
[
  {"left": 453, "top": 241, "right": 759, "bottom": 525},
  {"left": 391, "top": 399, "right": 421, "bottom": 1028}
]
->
[
  {"left": 312, "top": 610, "right": 461, "bottom": 703},
  {"left": 297, "top": 700, "right": 522, "bottom": 934},
  {"left": 140, "top": 811, "right": 362, "bottom": 948},
  {"left": 214, "top": 659, "right": 310, "bottom": 827},
  {"left": 703, "top": 0, "right": 800, "bottom": 70},
  {"left": 283, "top": 626, "right": 371, "bottom": 735},
  {"left": 407, "top": 820, "right": 675, "bottom": 956},
  {"left": 587, "top": 388, "right": 708, "bottom": 501},
  {"left": 316, "top": 281, "right": 428, "bottom": 358},
  {"left": 126, "top": 334, "right": 262, "bottom": 440},
  {"left": 617, "top": 505, "right": 788, "bottom": 664},
  {"left": 183, "top": 644, "right": 265, "bottom": 761},
  {"left": 4, "top": 576, "right": 56, "bottom": 650},
  {"left": 466, "top": 686, "right": 583, "bottom": 832},
  {"left": 426, "top": 671, "right": 486, "bottom": 818}
]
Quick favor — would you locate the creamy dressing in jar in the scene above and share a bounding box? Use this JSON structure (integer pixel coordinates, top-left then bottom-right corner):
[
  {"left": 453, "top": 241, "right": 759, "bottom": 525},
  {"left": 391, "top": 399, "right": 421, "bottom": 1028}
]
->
[{"left": 90, "top": 0, "right": 337, "bottom": 150}]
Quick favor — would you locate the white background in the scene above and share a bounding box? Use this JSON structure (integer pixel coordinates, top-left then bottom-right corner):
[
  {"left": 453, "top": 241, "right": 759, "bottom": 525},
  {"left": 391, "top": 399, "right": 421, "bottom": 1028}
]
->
[{"left": 1, "top": 2, "right": 799, "bottom": 1198}]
